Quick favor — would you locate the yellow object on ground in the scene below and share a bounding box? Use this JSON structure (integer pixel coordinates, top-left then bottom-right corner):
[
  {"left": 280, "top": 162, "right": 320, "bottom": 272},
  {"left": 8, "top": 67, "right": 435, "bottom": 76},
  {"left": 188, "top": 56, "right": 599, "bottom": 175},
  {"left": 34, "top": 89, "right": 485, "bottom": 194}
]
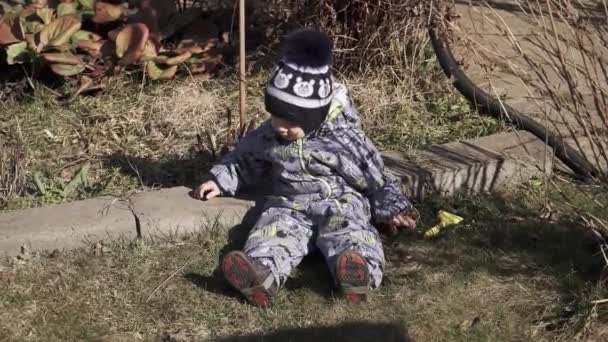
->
[{"left": 423, "top": 210, "right": 464, "bottom": 239}]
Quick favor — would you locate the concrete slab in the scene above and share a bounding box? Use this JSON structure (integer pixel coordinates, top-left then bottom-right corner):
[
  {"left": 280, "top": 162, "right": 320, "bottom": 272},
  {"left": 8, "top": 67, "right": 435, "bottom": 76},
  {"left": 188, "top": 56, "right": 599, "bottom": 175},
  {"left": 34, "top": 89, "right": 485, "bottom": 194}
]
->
[
  {"left": 0, "top": 130, "right": 552, "bottom": 256},
  {"left": 384, "top": 130, "right": 552, "bottom": 199},
  {"left": 131, "top": 187, "right": 255, "bottom": 239},
  {"left": 0, "top": 196, "right": 135, "bottom": 256},
  {"left": 0, "top": 190, "right": 254, "bottom": 256}
]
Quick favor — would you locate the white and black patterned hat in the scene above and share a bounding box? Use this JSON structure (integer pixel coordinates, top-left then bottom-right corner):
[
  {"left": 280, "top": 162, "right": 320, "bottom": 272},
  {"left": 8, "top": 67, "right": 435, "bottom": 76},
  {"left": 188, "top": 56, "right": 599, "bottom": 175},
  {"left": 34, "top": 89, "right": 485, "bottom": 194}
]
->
[{"left": 264, "top": 30, "right": 333, "bottom": 134}]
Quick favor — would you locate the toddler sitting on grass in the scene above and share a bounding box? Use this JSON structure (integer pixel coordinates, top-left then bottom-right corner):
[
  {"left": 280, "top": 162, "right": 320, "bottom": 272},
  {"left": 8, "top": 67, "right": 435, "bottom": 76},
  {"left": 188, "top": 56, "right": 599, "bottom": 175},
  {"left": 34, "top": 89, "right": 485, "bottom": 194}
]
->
[{"left": 193, "top": 29, "right": 416, "bottom": 307}]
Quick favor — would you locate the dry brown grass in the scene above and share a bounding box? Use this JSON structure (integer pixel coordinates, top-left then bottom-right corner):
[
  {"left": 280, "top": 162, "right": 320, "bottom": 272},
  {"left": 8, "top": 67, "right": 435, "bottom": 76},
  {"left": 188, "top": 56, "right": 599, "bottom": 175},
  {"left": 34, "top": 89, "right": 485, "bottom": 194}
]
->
[
  {"left": 261, "top": 0, "right": 431, "bottom": 73},
  {"left": 0, "top": 143, "right": 27, "bottom": 205},
  {"left": 1, "top": 187, "right": 605, "bottom": 341}
]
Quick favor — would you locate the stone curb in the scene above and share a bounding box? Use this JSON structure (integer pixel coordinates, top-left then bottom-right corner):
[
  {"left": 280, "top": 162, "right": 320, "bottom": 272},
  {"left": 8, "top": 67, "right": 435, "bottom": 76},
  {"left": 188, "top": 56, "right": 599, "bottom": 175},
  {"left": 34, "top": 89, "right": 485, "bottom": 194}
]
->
[{"left": 0, "top": 130, "right": 554, "bottom": 256}]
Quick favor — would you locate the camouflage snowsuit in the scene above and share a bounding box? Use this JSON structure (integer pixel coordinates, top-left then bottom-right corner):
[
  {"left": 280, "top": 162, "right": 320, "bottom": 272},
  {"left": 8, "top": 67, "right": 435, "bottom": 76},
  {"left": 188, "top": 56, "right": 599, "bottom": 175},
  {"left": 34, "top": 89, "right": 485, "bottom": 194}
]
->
[{"left": 210, "top": 84, "right": 413, "bottom": 289}]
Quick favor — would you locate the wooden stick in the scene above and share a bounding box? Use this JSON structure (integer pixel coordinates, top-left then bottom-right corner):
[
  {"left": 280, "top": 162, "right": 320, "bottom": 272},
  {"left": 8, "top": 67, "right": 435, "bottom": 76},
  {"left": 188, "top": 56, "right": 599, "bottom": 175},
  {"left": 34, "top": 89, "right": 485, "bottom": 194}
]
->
[
  {"left": 591, "top": 298, "right": 608, "bottom": 305},
  {"left": 239, "top": 0, "right": 246, "bottom": 131}
]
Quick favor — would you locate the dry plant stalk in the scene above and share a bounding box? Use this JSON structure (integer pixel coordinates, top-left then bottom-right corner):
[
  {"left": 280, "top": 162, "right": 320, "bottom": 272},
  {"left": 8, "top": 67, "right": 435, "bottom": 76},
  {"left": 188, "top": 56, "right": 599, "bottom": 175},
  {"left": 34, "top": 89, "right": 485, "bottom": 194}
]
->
[
  {"left": 0, "top": 143, "right": 27, "bottom": 203},
  {"left": 263, "top": 0, "right": 432, "bottom": 76}
]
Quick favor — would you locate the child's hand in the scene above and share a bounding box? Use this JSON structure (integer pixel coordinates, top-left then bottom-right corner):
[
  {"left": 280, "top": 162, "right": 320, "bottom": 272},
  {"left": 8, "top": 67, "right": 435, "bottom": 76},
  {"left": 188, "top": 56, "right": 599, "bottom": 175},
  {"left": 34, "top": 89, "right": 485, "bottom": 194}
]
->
[
  {"left": 384, "top": 210, "right": 417, "bottom": 236},
  {"left": 191, "top": 180, "right": 221, "bottom": 201}
]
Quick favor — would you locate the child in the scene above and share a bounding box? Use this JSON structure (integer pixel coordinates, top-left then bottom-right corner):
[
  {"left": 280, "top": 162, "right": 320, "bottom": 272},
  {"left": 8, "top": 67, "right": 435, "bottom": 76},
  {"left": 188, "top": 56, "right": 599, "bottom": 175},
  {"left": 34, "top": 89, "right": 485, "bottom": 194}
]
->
[{"left": 193, "top": 30, "right": 416, "bottom": 307}]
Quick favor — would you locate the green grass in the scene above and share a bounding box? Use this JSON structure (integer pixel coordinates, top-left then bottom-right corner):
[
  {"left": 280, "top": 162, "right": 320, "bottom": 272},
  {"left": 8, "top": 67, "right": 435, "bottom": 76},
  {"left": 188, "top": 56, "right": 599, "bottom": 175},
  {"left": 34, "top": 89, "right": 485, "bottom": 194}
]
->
[{"left": 2, "top": 185, "right": 606, "bottom": 341}]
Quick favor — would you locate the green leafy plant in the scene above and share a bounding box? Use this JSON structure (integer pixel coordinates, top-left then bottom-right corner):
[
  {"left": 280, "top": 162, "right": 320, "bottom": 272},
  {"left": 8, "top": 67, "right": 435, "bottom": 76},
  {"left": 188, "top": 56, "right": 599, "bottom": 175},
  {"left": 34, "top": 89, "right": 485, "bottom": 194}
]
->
[
  {"left": 0, "top": 0, "right": 228, "bottom": 92},
  {"left": 32, "top": 164, "right": 90, "bottom": 201}
]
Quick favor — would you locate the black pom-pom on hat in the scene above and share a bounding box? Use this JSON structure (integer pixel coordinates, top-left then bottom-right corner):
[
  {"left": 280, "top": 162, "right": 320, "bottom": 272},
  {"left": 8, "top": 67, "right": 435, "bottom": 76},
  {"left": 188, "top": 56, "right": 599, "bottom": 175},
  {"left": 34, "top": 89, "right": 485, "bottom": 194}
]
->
[{"left": 282, "top": 29, "right": 333, "bottom": 68}]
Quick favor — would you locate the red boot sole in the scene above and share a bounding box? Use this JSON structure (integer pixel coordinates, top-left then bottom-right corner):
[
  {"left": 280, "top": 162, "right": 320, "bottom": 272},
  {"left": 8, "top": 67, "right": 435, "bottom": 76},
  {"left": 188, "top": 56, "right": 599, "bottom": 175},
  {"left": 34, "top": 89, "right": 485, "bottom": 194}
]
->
[
  {"left": 222, "top": 251, "right": 272, "bottom": 308},
  {"left": 336, "top": 251, "right": 369, "bottom": 304}
]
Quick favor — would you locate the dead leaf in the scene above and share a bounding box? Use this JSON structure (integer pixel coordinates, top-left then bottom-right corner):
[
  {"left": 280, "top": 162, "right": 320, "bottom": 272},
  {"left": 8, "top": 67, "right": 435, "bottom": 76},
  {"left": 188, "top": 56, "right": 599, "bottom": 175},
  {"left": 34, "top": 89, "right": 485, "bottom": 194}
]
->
[
  {"left": 146, "top": 61, "right": 177, "bottom": 80},
  {"left": 39, "top": 15, "right": 81, "bottom": 48},
  {"left": 31, "top": 0, "right": 49, "bottom": 8},
  {"left": 0, "top": 14, "right": 24, "bottom": 45},
  {"left": 6, "top": 41, "right": 30, "bottom": 64},
  {"left": 115, "top": 23, "right": 149, "bottom": 65},
  {"left": 77, "top": 40, "right": 104, "bottom": 57},
  {"left": 49, "top": 62, "right": 85, "bottom": 76},
  {"left": 92, "top": 1, "right": 128, "bottom": 23},
  {"left": 140, "top": 39, "right": 156, "bottom": 61},
  {"left": 57, "top": 2, "right": 77, "bottom": 17},
  {"left": 41, "top": 52, "right": 82, "bottom": 64},
  {"left": 18, "top": 7, "right": 41, "bottom": 35},
  {"left": 175, "top": 38, "right": 218, "bottom": 54},
  {"left": 70, "top": 30, "right": 102, "bottom": 45},
  {"left": 459, "top": 316, "right": 480, "bottom": 332},
  {"left": 162, "top": 51, "right": 191, "bottom": 66},
  {"left": 35, "top": 8, "right": 55, "bottom": 25}
]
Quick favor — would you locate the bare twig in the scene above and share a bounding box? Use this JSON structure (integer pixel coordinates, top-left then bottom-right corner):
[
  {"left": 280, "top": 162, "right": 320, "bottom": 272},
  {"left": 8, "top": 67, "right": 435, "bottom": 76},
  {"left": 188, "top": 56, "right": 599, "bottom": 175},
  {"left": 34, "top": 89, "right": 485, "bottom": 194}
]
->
[
  {"left": 590, "top": 298, "right": 608, "bottom": 305},
  {"left": 146, "top": 254, "right": 197, "bottom": 302}
]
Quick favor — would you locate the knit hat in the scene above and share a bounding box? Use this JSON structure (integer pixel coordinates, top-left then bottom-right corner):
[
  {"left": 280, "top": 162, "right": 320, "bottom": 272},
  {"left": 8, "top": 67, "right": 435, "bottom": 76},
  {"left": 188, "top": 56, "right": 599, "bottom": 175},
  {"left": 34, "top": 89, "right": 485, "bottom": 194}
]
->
[{"left": 264, "top": 30, "right": 334, "bottom": 134}]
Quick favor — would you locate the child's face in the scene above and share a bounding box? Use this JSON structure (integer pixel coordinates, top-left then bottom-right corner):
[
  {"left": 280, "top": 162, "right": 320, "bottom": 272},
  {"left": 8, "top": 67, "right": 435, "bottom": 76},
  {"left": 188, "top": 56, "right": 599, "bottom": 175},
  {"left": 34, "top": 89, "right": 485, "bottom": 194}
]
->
[{"left": 270, "top": 116, "right": 305, "bottom": 141}]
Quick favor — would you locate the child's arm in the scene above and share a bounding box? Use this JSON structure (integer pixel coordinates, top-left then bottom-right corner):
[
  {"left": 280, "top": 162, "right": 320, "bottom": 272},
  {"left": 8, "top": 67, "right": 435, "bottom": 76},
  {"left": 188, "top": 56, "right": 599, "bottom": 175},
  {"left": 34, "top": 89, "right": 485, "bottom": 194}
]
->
[{"left": 195, "top": 124, "right": 271, "bottom": 199}]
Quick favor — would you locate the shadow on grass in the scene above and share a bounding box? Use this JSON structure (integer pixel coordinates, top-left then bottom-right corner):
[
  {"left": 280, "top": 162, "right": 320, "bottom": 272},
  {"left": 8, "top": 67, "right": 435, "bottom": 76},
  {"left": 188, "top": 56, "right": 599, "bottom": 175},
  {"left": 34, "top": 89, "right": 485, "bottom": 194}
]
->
[
  {"left": 102, "top": 152, "right": 215, "bottom": 190},
  {"left": 384, "top": 192, "right": 604, "bottom": 300},
  {"left": 213, "top": 321, "right": 412, "bottom": 342}
]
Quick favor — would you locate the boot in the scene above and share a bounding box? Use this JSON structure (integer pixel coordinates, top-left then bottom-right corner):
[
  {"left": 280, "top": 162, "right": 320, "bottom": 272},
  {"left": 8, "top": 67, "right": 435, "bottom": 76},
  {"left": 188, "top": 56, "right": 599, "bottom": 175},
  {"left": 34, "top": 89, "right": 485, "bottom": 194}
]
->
[
  {"left": 336, "top": 250, "right": 370, "bottom": 304},
  {"left": 222, "top": 251, "right": 278, "bottom": 308}
]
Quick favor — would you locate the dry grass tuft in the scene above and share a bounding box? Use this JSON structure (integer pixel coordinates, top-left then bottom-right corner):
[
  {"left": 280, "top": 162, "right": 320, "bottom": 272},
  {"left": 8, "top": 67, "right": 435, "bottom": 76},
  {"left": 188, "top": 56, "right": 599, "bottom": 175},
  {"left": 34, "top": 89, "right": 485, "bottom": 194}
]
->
[
  {"left": 0, "top": 143, "right": 27, "bottom": 205},
  {"left": 347, "top": 72, "right": 503, "bottom": 150},
  {"left": 261, "top": 0, "right": 431, "bottom": 74}
]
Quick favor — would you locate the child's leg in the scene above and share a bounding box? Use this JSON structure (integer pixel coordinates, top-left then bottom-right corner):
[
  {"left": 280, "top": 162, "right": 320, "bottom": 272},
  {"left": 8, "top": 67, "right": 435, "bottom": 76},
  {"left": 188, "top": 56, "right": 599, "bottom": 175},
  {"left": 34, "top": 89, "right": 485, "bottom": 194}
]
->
[
  {"left": 314, "top": 196, "right": 385, "bottom": 292},
  {"left": 223, "top": 206, "right": 314, "bottom": 304}
]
